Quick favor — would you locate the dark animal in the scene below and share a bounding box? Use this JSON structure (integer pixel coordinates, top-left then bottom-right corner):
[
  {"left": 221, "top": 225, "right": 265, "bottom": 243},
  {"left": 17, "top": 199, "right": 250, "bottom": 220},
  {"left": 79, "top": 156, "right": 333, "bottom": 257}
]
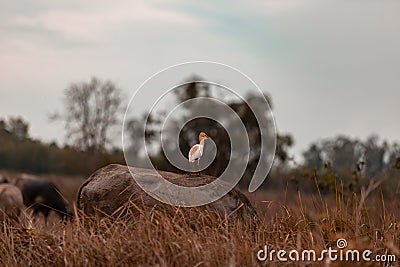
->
[
  {"left": 16, "top": 177, "right": 72, "bottom": 221},
  {"left": 78, "top": 164, "right": 258, "bottom": 223}
]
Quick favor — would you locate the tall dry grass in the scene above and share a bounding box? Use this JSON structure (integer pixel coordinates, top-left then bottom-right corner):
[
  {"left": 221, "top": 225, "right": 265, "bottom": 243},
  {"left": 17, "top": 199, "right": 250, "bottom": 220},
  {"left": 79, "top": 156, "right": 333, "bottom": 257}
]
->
[{"left": 0, "top": 180, "right": 399, "bottom": 266}]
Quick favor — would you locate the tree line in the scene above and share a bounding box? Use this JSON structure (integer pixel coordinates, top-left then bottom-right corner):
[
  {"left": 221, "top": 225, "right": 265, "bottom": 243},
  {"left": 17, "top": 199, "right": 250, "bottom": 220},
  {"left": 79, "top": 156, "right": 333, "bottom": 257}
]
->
[
  {"left": 0, "top": 116, "right": 124, "bottom": 175},
  {"left": 0, "top": 77, "right": 399, "bottom": 193}
]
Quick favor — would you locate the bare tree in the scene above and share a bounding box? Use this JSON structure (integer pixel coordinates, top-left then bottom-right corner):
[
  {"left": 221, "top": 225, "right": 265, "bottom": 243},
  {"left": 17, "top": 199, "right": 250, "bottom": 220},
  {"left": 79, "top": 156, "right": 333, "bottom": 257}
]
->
[{"left": 53, "top": 77, "right": 122, "bottom": 153}]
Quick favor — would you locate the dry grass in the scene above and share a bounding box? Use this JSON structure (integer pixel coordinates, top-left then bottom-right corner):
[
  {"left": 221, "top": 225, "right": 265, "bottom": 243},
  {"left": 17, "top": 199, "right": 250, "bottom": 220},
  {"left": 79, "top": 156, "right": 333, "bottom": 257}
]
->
[{"left": 0, "top": 177, "right": 399, "bottom": 266}]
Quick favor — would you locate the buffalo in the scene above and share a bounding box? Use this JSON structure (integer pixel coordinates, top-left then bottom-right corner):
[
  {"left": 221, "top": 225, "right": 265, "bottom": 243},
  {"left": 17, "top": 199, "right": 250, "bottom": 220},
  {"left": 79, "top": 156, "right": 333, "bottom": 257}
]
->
[
  {"left": 15, "top": 176, "right": 73, "bottom": 221},
  {"left": 78, "top": 164, "right": 258, "bottom": 223}
]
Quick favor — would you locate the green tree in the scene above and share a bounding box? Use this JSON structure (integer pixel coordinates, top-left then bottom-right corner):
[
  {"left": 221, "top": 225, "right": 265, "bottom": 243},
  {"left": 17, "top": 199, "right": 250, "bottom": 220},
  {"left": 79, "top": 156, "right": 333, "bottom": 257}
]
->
[{"left": 130, "top": 76, "right": 292, "bottom": 189}]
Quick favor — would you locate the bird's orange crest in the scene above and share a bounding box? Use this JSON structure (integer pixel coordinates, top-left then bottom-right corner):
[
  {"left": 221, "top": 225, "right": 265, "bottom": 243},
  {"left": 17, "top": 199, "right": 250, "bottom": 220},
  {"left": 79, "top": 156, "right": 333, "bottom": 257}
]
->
[{"left": 198, "top": 132, "right": 210, "bottom": 142}]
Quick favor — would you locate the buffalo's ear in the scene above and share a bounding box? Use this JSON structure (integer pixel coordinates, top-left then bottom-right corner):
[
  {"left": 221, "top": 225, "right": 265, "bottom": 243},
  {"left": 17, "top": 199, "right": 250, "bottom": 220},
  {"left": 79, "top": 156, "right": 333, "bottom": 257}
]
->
[{"left": 0, "top": 176, "right": 9, "bottom": 184}]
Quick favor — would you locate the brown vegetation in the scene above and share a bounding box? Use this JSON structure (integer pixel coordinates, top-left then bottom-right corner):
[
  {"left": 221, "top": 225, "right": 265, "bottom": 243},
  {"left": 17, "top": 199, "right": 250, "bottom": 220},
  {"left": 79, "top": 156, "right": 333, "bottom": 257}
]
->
[{"left": 0, "top": 170, "right": 399, "bottom": 266}]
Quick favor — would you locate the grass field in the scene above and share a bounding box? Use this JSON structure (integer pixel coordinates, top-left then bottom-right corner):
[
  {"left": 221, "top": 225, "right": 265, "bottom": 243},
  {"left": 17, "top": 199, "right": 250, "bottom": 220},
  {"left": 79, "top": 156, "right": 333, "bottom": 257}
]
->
[{"left": 0, "top": 171, "right": 399, "bottom": 266}]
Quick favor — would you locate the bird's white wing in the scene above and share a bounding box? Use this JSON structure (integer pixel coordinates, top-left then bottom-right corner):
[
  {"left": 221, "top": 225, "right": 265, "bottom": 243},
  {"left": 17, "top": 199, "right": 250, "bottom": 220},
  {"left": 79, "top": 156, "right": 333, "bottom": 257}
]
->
[{"left": 189, "top": 144, "right": 202, "bottom": 162}]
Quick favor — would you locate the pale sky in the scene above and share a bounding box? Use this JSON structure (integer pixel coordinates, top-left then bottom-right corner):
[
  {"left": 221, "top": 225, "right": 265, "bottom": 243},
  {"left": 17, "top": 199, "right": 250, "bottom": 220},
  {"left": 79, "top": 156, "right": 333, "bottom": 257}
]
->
[{"left": 1, "top": 0, "right": 399, "bottom": 160}]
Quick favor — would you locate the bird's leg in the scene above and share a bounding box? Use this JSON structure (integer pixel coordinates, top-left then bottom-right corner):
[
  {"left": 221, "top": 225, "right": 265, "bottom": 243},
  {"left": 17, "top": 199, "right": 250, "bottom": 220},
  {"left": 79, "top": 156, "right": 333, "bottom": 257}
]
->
[
  {"left": 192, "top": 162, "right": 197, "bottom": 176},
  {"left": 188, "top": 161, "right": 194, "bottom": 176},
  {"left": 197, "top": 159, "right": 200, "bottom": 176},
  {"left": 188, "top": 161, "right": 197, "bottom": 176}
]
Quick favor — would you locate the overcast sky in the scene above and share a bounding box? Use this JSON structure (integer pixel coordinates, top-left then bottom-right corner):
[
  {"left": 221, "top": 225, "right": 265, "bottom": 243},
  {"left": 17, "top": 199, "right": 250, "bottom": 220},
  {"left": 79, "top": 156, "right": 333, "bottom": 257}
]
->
[{"left": 1, "top": 0, "right": 399, "bottom": 160}]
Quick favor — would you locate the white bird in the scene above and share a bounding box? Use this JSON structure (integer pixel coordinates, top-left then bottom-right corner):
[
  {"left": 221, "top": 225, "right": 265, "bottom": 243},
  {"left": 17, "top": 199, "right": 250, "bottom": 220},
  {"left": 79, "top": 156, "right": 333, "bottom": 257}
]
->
[{"left": 188, "top": 132, "right": 211, "bottom": 173}]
